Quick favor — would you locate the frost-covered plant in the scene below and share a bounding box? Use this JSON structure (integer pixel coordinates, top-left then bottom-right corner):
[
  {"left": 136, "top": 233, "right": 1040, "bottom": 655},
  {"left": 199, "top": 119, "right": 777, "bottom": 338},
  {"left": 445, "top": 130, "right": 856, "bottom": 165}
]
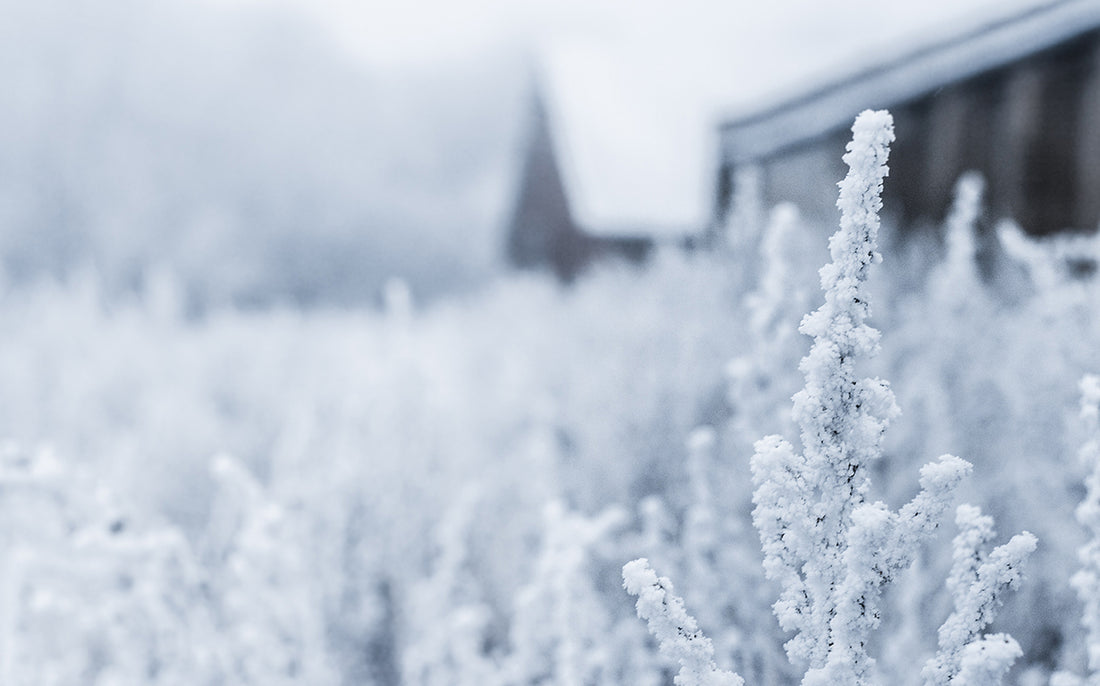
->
[
  {"left": 1077, "top": 375, "right": 1100, "bottom": 678},
  {"left": 1053, "top": 375, "right": 1100, "bottom": 686},
  {"left": 727, "top": 202, "right": 814, "bottom": 442},
  {"left": 205, "top": 455, "right": 337, "bottom": 685},
  {"left": 986, "top": 221, "right": 1097, "bottom": 608},
  {"left": 953, "top": 636, "right": 1024, "bottom": 686},
  {"left": 681, "top": 426, "right": 793, "bottom": 685},
  {"left": 61, "top": 501, "right": 221, "bottom": 684},
  {"left": 401, "top": 487, "right": 498, "bottom": 686},
  {"left": 750, "top": 110, "right": 974, "bottom": 685},
  {"left": 994, "top": 219, "right": 1100, "bottom": 296},
  {"left": 622, "top": 558, "right": 744, "bottom": 686},
  {"left": 723, "top": 164, "right": 764, "bottom": 260},
  {"left": 681, "top": 427, "right": 731, "bottom": 650},
  {"left": 883, "top": 171, "right": 998, "bottom": 492},
  {"left": 921, "top": 505, "right": 1036, "bottom": 686},
  {"left": 998, "top": 219, "right": 1063, "bottom": 293},
  {"left": 932, "top": 171, "right": 985, "bottom": 304},
  {"left": 505, "top": 502, "right": 625, "bottom": 686},
  {"left": 995, "top": 217, "right": 1100, "bottom": 355},
  {"left": 638, "top": 494, "right": 681, "bottom": 583},
  {"left": 0, "top": 447, "right": 222, "bottom": 684},
  {"left": 744, "top": 202, "right": 814, "bottom": 345}
]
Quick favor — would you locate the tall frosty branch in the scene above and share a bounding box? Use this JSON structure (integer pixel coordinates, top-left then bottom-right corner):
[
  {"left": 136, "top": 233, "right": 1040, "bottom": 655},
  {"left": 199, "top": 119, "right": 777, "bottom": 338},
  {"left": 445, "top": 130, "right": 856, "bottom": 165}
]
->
[
  {"left": 751, "top": 111, "right": 972, "bottom": 686},
  {"left": 942, "top": 172, "right": 984, "bottom": 286},
  {"left": 790, "top": 111, "right": 899, "bottom": 603},
  {"left": 927, "top": 172, "right": 985, "bottom": 309},
  {"left": 922, "top": 505, "right": 1036, "bottom": 686},
  {"left": 510, "top": 502, "right": 625, "bottom": 686},
  {"left": 622, "top": 559, "right": 744, "bottom": 686},
  {"left": 1054, "top": 375, "right": 1100, "bottom": 686}
]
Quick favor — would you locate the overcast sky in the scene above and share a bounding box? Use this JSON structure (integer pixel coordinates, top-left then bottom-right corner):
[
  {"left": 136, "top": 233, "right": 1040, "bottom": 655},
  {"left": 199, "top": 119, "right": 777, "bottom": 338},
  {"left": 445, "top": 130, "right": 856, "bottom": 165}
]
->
[
  {"left": 208, "top": 0, "right": 1029, "bottom": 77},
  {"left": 249, "top": 1, "right": 1040, "bottom": 234},
  {"left": 190, "top": 0, "right": 1048, "bottom": 253}
]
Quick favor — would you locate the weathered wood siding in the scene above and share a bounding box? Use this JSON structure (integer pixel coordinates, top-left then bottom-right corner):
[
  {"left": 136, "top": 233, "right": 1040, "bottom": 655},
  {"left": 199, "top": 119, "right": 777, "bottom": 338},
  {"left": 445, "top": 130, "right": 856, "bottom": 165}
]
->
[{"left": 723, "top": 29, "right": 1100, "bottom": 236}]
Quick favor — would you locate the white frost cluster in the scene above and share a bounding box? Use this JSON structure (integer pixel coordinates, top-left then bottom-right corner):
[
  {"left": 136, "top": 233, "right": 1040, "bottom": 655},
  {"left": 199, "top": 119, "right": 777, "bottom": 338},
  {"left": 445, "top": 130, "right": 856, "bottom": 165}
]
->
[
  {"left": 922, "top": 505, "right": 1036, "bottom": 686},
  {"left": 1057, "top": 375, "right": 1100, "bottom": 686},
  {"left": 745, "top": 202, "right": 806, "bottom": 343},
  {"left": 953, "top": 635, "right": 1023, "bottom": 686},
  {"left": 998, "top": 218, "right": 1100, "bottom": 297},
  {"left": 622, "top": 558, "right": 744, "bottom": 686},
  {"left": 931, "top": 171, "right": 985, "bottom": 305},
  {"left": 726, "top": 202, "right": 813, "bottom": 456},
  {"left": 0, "top": 447, "right": 224, "bottom": 683},
  {"left": 750, "top": 110, "right": 1014, "bottom": 686},
  {"left": 205, "top": 455, "right": 338, "bottom": 684},
  {"left": 997, "top": 219, "right": 1063, "bottom": 292},
  {"left": 508, "top": 502, "right": 625, "bottom": 686},
  {"left": 724, "top": 164, "right": 764, "bottom": 263},
  {"left": 401, "top": 488, "right": 496, "bottom": 686}
]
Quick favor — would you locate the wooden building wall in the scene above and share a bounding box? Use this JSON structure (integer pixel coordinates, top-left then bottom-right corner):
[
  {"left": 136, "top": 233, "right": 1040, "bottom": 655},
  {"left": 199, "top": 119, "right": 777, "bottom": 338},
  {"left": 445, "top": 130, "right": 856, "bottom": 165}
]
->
[{"left": 722, "top": 29, "right": 1100, "bottom": 237}]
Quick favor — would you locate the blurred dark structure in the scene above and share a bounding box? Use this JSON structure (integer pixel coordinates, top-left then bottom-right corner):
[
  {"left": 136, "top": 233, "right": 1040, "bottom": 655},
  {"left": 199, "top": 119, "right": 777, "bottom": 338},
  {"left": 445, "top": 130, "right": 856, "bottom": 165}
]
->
[
  {"left": 505, "top": 91, "right": 653, "bottom": 281},
  {"left": 715, "top": 0, "right": 1100, "bottom": 238}
]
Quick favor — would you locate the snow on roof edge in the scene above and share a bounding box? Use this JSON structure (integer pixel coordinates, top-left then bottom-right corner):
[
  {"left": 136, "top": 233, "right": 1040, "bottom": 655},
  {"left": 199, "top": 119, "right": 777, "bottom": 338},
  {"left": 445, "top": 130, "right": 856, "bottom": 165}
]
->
[
  {"left": 720, "top": 0, "right": 1100, "bottom": 163},
  {"left": 537, "top": 41, "right": 719, "bottom": 239}
]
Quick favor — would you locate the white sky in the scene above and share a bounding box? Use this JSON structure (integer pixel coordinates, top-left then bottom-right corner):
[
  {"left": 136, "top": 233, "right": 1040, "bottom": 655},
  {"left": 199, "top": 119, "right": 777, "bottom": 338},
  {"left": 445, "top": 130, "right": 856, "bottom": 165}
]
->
[
  {"left": 214, "top": 0, "right": 1028, "bottom": 73},
  {"left": 207, "top": 0, "right": 1047, "bottom": 234}
]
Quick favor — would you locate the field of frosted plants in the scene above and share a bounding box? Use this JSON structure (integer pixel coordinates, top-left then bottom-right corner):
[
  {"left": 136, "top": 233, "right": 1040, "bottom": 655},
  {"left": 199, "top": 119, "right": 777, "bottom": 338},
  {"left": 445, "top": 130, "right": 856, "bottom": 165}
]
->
[{"left": 6, "top": 110, "right": 1100, "bottom": 685}]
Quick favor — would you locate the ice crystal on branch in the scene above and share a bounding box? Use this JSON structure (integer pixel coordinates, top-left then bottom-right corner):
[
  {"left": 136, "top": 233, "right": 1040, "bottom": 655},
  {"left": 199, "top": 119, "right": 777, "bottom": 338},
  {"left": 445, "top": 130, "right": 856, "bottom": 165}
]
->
[
  {"left": 508, "top": 502, "right": 625, "bottom": 686},
  {"left": 622, "top": 558, "right": 744, "bottom": 686},
  {"left": 943, "top": 173, "right": 984, "bottom": 281},
  {"left": 1056, "top": 375, "right": 1100, "bottom": 686},
  {"left": 922, "top": 505, "right": 1036, "bottom": 686},
  {"left": 1079, "top": 375, "right": 1100, "bottom": 677},
  {"left": 930, "top": 172, "right": 985, "bottom": 308},
  {"left": 751, "top": 110, "right": 973, "bottom": 686},
  {"left": 953, "top": 635, "right": 1023, "bottom": 686}
]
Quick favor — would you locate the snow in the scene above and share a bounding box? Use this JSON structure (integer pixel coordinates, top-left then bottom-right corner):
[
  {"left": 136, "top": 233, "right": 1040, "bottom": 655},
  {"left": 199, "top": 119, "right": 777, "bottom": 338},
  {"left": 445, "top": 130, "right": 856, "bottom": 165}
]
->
[
  {"left": 4, "top": 117, "right": 1100, "bottom": 681},
  {"left": 11, "top": 2, "right": 1100, "bottom": 683},
  {"left": 622, "top": 558, "right": 744, "bottom": 686}
]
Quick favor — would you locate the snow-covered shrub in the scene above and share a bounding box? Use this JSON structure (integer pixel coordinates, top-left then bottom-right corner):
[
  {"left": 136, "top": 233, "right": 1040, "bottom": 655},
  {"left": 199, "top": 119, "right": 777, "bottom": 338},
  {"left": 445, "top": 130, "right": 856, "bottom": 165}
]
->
[
  {"left": 400, "top": 488, "right": 497, "bottom": 686},
  {"left": 636, "top": 494, "right": 681, "bottom": 583},
  {"left": 623, "top": 558, "right": 744, "bottom": 686},
  {"left": 204, "top": 455, "right": 337, "bottom": 684},
  {"left": 720, "top": 163, "right": 766, "bottom": 291},
  {"left": 753, "top": 110, "right": 938, "bottom": 679},
  {"left": 750, "top": 111, "right": 1032, "bottom": 686},
  {"left": 679, "top": 426, "right": 794, "bottom": 685},
  {"left": 505, "top": 502, "right": 626, "bottom": 686},
  {"left": 1052, "top": 376, "right": 1100, "bottom": 686},
  {"left": 5, "top": 97, "right": 1100, "bottom": 684},
  {"left": 1076, "top": 375, "right": 1100, "bottom": 679},
  {"left": 867, "top": 175, "right": 1087, "bottom": 677},
  {"left": 983, "top": 221, "right": 1100, "bottom": 663},
  {"left": 883, "top": 171, "right": 997, "bottom": 474},
  {"left": 680, "top": 428, "right": 739, "bottom": 663},
  {"left": 0, "top": 446, "right": 222, "bottom": 684},
  {"left": 922, "top": 505, "right": 1036, "bottom": 686},
  {"left": 727, "top": 201, "right": 816, "bottom": 444}
]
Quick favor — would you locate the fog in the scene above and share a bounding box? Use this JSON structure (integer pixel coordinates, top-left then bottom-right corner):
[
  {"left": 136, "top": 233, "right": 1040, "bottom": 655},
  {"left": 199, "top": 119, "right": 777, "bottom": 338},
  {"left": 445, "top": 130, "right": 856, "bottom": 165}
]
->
[
  {"left": 0, "top": 0, "right": 1016, "bottom": 306},
  {"left": 0, "top": 0, "right": 527, "bottom": 306}
]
